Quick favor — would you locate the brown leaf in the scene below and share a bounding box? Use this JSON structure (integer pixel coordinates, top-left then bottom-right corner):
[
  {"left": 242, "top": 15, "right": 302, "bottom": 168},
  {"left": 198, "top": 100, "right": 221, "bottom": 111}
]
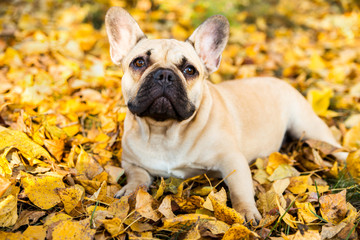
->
[
  {"left": 135, "top": 188, "right": 160, "bottom": 221},
  {"left": 12, "top": 210, "right": 46, "bottom": 230}
]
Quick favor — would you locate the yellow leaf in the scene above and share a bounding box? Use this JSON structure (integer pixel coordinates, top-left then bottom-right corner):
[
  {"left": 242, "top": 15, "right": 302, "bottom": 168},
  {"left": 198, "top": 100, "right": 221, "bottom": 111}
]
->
[
  {"left": 222, "top": 223, "right": 255, "bottom": 240},
  {"left": 57, "top": 184, "right": 85, "bottom": 214},
  {"left": 266, "top": 152, "right": 292, "bottom": 175},
  {"left": 272, "top": 178, "right": 290, "bottom": 196},
  {"left": 344, "top": 122, "right": 360, "bottom": 149},
  {"left": 345, "top": 150, "right": 360, "bottom": 181},
  {"left": 91, "top": 181, "right": 110, "bottom": 203},
  {"left": 320, "top": 190, "right": 348, "bottom": 224},
  {"left": 203, "top": 188, "right": 227, "bottom": 211},
  {"left": 135, "top": 188, "right": 160, "bottom": 221},
  {"left": 295, "top": 202, "right": 318, "bottom": 223},
  {"left": 307, "top": 185, "right": 329, "bottom": 193},
  {"left": 288, "top": 175, "right": 310, "bottom": 194},
  {"left": 0, "top": 194, "right": 18, "bottom": 227},
  {"left": 256, "top": 189, "right": 278, "bottom": 214},
  {"left": 276, "top": 197, "right": 298, "bottom": 229},
  {"left": 268, "top": 164, "right": 300, "bottom": 181},
  {"left": 0, "top": 147, "right": 13, "bottom": 177},
  {"left": 209, "top": 194, "right": 244, "bottom": 225},
  {"left": 154, "top": 177, "right": 166, "bottom": 200},
  {"left": 75, "top": 147, "right": 103, "bottom": 180},
  {"left": 0, "top": 127, "right": 53, "bottom": 164},
  {"left": 102, "top": 217, "right": 124, "bottom": 237},
  {"left": 92, "top": 171, "right": 108, "bottom": 182},
  {"left": 0, "top": 176, "right": 11, "bottom": 198},
  {"left": 44, "top": 212, "right": 72, "bottom": 226},
  {"left": 284, "top": 230, "right": 321, "bottom": 240},
  {"left": 21, "top": 172, "right": 65, "bottom": 209},
  {"left": 173, "top": 195, "right": 204, "bottom": 212},
  {"left": 3, "top": 47, "right": 22, "bottom": 66},
  {"left": 309, "top": 53, "right": 326, "bottom": 72},
  {"left": 162, "top": 214, "right": 216, "bottom": 229},
  {"left": 74, "top": 24, "right": 98, "bottom": 51},
  {"left": 184, "top": 224, "right": 201, "bottom": 240},
  {"left": 327, "top": 66, "right": 347, "bottom": 84},
  {"left": 23, "top": 225, "right": 47, "bottom": 240},
  {"left": 50, "top": 220, "right": 95, "bottom": 240},
  {"left": 0, "top": 232, "right": 27, "bottom": 240},
  {"left": 77, "top": 179, "right": 102, "bottom": 195},
  {"left": 341, "top": 202, "right": 358, "bottom": 224},
  {"left": 129, "top": 221, "right": 154, "bottom": 232},
  {"left": 202, "top": 220, "right": 230, "bottom": 235},
  {"left": 256, "top": 214, "right": 278, "bottom": 229},
  {"left": 253, "top": 169, "right": 269, "bottom": 184},
  {"left": 307, "top": 88, "right": 333, "bottom": 117},
  {"left": 62, "top": 124, "right": 80, "bottom": 137},
  {"left": 171, "top": 24, "right": 188, "bottom": 40},
  {"left": 43, "top": 139, "right": 65, "bottom": 162},
  {"left": 108, "top": 196, "right": 130, "bottom": 220}
]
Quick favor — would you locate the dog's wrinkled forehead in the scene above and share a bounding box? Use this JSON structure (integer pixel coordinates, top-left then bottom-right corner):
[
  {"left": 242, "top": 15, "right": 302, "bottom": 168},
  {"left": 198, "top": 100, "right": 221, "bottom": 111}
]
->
[{"left": 124, "top": 39, "right": 204, "bottom": 71}]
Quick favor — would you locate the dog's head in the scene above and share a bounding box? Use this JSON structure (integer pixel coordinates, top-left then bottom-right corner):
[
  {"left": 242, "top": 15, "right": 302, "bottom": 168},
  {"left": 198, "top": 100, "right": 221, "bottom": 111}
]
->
[{"left": 105, "top": 7, "right": 229, "bottom": 122}]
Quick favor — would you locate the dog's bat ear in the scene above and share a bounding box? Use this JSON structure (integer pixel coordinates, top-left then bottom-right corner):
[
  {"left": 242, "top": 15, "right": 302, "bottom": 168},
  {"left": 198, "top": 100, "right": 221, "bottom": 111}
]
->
[
  {"left": 105, "top": 7, "right": 146, "bottom": 65},
  {"left": 188, "top": 15, "right": 229, "bottom": 73}
]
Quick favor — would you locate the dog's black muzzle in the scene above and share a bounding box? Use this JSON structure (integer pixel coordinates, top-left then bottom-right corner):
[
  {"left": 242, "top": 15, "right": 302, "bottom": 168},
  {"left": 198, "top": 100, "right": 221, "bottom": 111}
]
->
[{"left": 127, "top": 68, "right": 196, "bottom": 121}]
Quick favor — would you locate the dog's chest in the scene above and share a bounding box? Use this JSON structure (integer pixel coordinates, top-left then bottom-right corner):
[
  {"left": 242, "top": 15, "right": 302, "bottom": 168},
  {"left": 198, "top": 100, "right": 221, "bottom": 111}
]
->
[{"left": 126, "top": 134, "right": 205, "bottom": 178}]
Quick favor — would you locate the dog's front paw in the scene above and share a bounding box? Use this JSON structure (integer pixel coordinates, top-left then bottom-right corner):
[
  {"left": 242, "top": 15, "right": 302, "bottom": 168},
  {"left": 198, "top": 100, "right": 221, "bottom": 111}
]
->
[
  {"left": 114, "top": 183, "right": 140, "bottom": 198},
  {"left": 233, "top": 203, "right": 262, "bottom": 224}
]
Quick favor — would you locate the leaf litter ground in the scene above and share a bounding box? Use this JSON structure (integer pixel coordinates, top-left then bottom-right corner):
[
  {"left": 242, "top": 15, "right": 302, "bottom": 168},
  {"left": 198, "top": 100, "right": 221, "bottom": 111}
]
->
[{"left": 0, "top": 0, "right": 360, "bottom": 239}]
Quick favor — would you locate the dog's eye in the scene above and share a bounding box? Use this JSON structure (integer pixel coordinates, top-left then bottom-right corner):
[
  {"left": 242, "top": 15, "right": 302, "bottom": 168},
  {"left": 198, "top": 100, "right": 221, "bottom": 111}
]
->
[
  {"left": 183, "top": 65, "right": 196, "bottom": 76},
  {"left": 133, "top": 57, "right": 146, "bottom": 68}
]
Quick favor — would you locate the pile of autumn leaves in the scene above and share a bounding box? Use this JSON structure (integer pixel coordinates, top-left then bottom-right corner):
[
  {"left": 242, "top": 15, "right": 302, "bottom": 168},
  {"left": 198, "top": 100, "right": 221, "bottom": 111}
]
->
[{"left": 1, "top": 0, "right": 360, "bottom": 239}]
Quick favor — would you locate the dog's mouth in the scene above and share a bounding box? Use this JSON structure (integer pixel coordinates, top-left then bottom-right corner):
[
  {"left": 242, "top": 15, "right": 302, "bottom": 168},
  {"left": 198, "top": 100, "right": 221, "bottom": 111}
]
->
[
  {"left": 127, "top": 69, "right": 196, "bottom": 122},
  {"left": 139, "top": 96, "right": 178, "bottom": 121}
]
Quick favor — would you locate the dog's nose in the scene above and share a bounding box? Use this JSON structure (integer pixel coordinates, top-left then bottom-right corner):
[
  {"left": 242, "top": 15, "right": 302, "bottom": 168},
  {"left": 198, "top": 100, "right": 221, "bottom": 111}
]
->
[{"left": 153, "top": 69, "right": 176, "bottom": 84}]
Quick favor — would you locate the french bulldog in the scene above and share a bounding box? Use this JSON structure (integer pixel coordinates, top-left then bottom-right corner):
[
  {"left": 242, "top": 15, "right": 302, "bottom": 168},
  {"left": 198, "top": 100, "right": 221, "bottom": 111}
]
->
[{"left": 105, "top": 7, "right": 348, "bottom": 222}]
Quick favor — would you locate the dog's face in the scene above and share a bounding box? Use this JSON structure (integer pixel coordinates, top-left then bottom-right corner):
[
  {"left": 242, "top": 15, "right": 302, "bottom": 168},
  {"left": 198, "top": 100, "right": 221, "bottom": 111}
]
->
[{"left": 105, "top": 7, "right": 229, "bottom": 122}]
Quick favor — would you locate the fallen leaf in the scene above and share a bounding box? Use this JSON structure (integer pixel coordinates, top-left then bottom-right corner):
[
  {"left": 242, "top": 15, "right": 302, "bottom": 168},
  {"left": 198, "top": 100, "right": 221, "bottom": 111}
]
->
[
  {"left": 209, "top": 194, "right": 244, "bottom": 225},
  {"left": 0, "top": 176, "right": 11, "bottom": 197},
  {"left": 320, "top": 190, "right": 348, "bottom": 224},
  {"left": 0, "top": 127, "right": 53, "bottom": 163},
  {"left": 162, "top": 214, "right": 215, "bottom": 229},
  {"left": 284, "top": 230, "right": 321, "bottom": 240},
  {"left": 43, "top": 212, "right": 72, "bottom": 226},
  {"left": 108, "top": 196, "right": 130, "bottom": 220},
  {"left": 21, "top": 172, "right": 65, "bottom": 210},
  {"left": 0, "top": 194, "right": 18, "bottom": 227},
  {"left": 102, "top": 217, "right": 124, "bottom": 237},
  {"left": 135, "top": 188, "right": 160, "bottom": 221},
  {"left": 266, "top": 152, "right": 293, "bottom": 175},
  {"left": 23, "top": 225, "right": 47, "bottom": 240},
  {"left": 346, "top": 149, "right": 360, "bottom": 182},
  {"left": 321, "top": 222, "right": 347, "bottom": 239},
  {"left": 343, "top": 122, "right": 360, "bottom": 149},
  {"left": 288, "top": 175, "right": 310, "bottom": 194},
  {"left": 222, "top": 223, "right": 257, "bottom": 240},
  {"left": 159, "top": 195, "right": 176, "bottom": 219},
  {"left": 57, "top": 184, "right": 85, "bottom": 214},
  {"left": 295, "top": 202, "right": 318, "bottom": 223},
  {"left": 12, "top": 210, "right": 46, "bottom": 230},
  {"left": 49, "top": 219, "right": 95, "bottom": 240}
]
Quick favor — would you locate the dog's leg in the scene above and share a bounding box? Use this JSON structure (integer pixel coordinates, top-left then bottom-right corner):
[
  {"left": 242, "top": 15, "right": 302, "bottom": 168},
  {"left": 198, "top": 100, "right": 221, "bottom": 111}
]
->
[
  {"left": 114, "top": 160, "right": 152, "bottom": 198},
  {"left": 218, "top": 153, "right": 262, "bottom": 222},
  {"left": 288, "top": 94, "right": 348, "bottom": 162}
]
